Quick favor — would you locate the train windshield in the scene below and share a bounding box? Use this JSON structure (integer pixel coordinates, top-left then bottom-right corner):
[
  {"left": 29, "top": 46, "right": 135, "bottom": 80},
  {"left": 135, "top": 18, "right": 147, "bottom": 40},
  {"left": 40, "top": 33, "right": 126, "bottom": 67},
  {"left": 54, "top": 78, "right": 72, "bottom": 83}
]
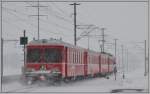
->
[
  {"left": 27, "top": 48, "right": 41, "bottom": 62},
  {"left": 44, "top": 48, "right": 62, "bottom": 63}
]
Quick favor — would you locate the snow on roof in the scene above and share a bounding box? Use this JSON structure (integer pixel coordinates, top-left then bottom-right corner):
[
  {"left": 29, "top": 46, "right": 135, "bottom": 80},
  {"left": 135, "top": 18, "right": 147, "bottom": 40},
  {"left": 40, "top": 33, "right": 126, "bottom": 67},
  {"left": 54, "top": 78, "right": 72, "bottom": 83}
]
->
[
  {"left": 28, "top": 39, "right": 69, "bottom": 46},
  {"left": 27, "top": 38, "right": 85, "bottom": 50}
]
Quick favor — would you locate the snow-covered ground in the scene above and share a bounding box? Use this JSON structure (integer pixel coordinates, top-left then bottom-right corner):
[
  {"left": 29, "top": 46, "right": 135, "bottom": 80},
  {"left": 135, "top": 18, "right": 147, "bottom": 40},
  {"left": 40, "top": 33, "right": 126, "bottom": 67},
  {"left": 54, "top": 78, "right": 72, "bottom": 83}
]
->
[
  {"left": 1, "top": 42, "right": 149, "bottom": 93},
  {"left": 2, "top": 69, "right": 148, "bottom": 93}
]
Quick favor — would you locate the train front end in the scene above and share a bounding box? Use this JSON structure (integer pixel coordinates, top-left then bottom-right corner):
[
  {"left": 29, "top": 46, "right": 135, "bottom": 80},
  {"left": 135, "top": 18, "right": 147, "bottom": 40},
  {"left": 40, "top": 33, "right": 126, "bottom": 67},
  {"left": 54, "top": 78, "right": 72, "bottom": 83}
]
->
[{"left": 22, "top": 39, "right": 65, "bottom": 84}]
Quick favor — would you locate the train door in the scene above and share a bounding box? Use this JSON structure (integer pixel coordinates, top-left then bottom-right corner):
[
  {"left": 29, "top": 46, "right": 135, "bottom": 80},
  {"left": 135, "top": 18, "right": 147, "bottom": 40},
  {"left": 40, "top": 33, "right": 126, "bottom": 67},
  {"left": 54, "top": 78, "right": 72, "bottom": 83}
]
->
[{"left": 84, "top": 51, "right": 88, "bottom": 76}]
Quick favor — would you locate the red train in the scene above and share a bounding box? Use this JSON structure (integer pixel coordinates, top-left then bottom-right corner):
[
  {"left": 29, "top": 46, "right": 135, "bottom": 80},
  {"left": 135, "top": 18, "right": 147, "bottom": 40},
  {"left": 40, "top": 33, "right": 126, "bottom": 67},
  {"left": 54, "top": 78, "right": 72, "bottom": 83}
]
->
[{"left": 22, "top": 39, "right": 116, "bottom": 84}]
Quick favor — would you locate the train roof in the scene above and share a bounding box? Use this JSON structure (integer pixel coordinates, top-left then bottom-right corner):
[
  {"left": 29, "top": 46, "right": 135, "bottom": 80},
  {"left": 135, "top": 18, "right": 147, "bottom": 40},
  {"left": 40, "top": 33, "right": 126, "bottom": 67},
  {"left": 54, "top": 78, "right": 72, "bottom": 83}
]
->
[
  {"left": 28, "top": 39, "right": 70, "bottom": 46},
  {"left": 27, "top": 39, "right": 86, "bottom": 50},
  {"left": 27, "top": 39, "right": 115, "bottom": 57}
]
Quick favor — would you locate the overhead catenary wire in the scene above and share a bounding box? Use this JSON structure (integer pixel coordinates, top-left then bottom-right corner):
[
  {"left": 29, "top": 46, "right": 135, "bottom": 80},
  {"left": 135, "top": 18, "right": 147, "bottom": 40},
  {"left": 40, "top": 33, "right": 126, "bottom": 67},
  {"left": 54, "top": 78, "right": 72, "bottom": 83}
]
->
[
  {"left": 2, "top": 7, "right": 73, "bottom": 37},
  {"left": 47, "top": 2, "right": 90, "bottom": 29},
  {"left": 3, "top": 6, "right": 73, "bottom": 32},
  {"left": 41, "top": 2, "right": 102, "bottom": 44},
  {"left": 2, "top": 18, "right": 25, "bottom": 30},
  {"left": 41, "top": 3, "right": 74, "bottom": 24},
  {"left": 25, "top": 3, "right": 74, "bottom": 31},
  {"left": 51, "top": 2, "right": 70, "bottom": 18},
  {"left": 3, "top": 11, "right": 72, "bottom": 38},
  {"left": 49, "top": 2, "right": 86, "bottom": 25}
]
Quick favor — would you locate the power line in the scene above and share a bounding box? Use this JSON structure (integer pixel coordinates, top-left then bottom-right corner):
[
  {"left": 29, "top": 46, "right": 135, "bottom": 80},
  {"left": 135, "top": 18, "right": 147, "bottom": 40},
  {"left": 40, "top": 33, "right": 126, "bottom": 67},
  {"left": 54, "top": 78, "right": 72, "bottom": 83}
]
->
[
  {"left": 25, "top": 3, "right": 74, "bottom": 31},
  {"left": 51, "top": 2, "right": 69, "bottom": 17},
  {"left": 76, "top": 25, "right": 103, "bottom": 50},
  {"left": 38, "top": 2, "right": 91, "bottom": 37},
  {"left": 121, "top": 45, "right": 125, "bottom": 79},
  {"left": 49, "top": 2, "right": 86, "bottom": 26},
  {"left": 144, "top": 40, "right": 147, "bottom": 76},
  {"left": 114, "top": 38, "right": 118, "bottom": 80},
  {"left": 27, "top": 0, "right": 48, "bottom": 40},
  {"left": 2, "top": 18, "right": 23, "bottom": 30},
  {"left": 37, "top": 18, "right": 73, "bottom": 36},
  {"left": 3, "top": 7, "right": 73, "bottom": 36},
  {"left": 77, "top": 25, "right": 97, "bottom": 41},
  {"left": 101, "top": 27, "right": 106, "bottom": 52},
  {"left": 3, "top": 8, "right": 71, "bottom": 37},
  {"left": 3, "top": 7, "right": 36, "bottom": 26},
  {"left": 114, "top": 39, "right": 118, "bottom": 57},
  {"left": 46, "top": 3, "right": 73, "bottom": 24},
  {"left": 40, "top": 17, "right": 72, "bottom": 31},
  {"left": 11, "top": 2, "right": 73, "bottom": 33}
]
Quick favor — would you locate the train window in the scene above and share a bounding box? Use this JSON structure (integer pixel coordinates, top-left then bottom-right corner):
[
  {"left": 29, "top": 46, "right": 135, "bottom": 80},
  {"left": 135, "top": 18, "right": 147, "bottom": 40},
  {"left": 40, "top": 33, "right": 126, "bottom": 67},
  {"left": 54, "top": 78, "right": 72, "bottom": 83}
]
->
[
  {"left": 27, "top": 48, "right": 41, "bottom": 62},
  {"left": 44, "top": 48, "right": 62, "bottom": 63}
]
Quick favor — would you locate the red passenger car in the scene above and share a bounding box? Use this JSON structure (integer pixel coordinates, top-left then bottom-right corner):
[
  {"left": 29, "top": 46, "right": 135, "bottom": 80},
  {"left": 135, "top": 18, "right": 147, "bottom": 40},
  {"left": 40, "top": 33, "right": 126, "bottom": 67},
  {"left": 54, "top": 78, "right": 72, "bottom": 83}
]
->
[{"left": 22, "top": 39, "right": 116, "bottom": 84}]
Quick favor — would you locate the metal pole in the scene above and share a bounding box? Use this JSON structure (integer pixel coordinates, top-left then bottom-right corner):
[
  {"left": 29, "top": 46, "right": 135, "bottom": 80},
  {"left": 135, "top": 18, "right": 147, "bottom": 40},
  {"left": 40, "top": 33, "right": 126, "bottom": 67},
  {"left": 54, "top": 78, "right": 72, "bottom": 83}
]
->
[
  {"left": 102, "top": 29, "right": 104, "bottom": 52},
  {"left": 124, "top": 48, "right": 128, "bottom": 73},
  {"left": 114, "top": 39, "right": 118, "bottom": 57},
  {"left": 144, "top": 40, "right": 147, "bottom": 76},
  {"left": 121, "top": 45, "right": 125, "bottom": 79},
  {"left": 27, "top": 0, "right": 47, "bottom": 40},
  {"left": 100, "top": 45, "right": 102, "bottom": 52},
  {"left": 1, "top": 38, "right": 3, "bottom": 92},
  {"left": 1, "top": 0, "right": 3, "bottom": 92},
  {"left": 148, "top": 0, "right": 149, "bottom": 91},
  {"left": 74, "top": 3, "right": 76, "bottom": 46},
  {"left": 99, "top": 43, "right": 102, "bottom": 53},
  {"left": 127, "top": 49, "right": 128, "bottom": 72},
  {"left": 70, "top": 3, "right": 80, "bottom": 46},
  {"left": 114, "top": 39, "right": 118, "bottom": 80},
  {"left": 101, "top": 28, "right": 105, "bottom": 52},
  {"left": 37, "top": 0, "right": 39, "bottom": 40},
  {"left": 23, "top": 30, "right": 26, "bottom": 66}
]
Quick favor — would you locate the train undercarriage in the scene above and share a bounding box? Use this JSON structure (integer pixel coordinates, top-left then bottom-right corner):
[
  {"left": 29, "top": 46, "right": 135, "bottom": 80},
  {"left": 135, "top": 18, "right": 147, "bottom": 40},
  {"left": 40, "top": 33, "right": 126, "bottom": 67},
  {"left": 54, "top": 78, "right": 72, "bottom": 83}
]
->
[{"left": 22, "top": 71, "right": 113, "bottom": 85}]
